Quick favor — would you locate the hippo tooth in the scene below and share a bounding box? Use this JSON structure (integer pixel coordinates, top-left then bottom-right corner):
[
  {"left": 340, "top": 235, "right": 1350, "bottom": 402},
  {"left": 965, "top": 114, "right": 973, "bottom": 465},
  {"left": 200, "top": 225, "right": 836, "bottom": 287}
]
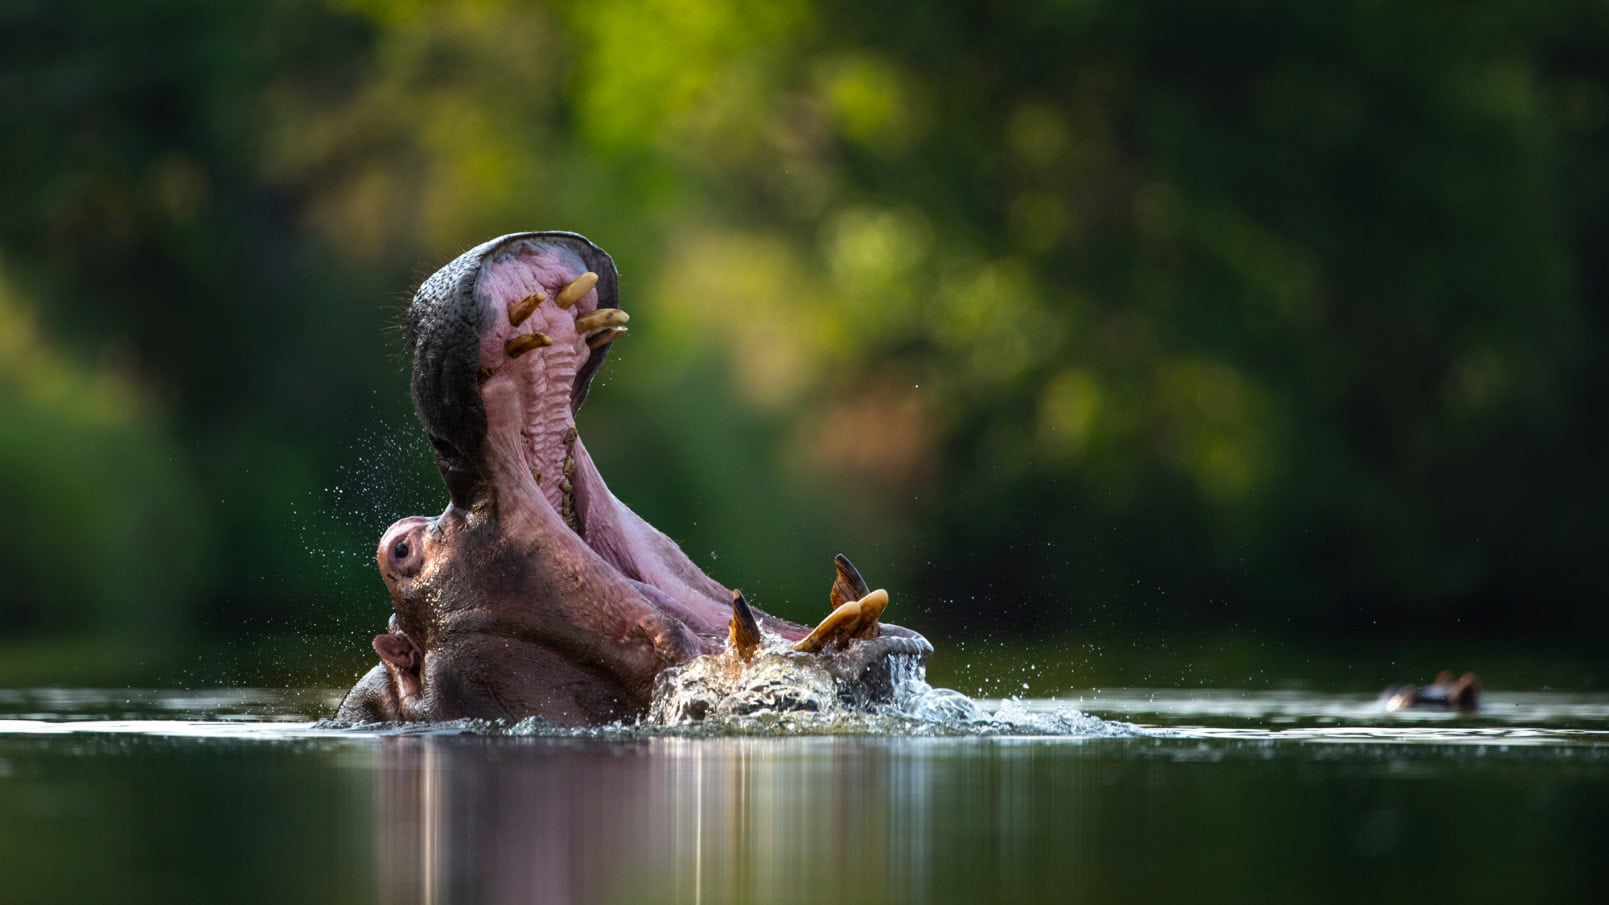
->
[
  {"left": 829, "top": 553, "right": 871, "bottom": 611},
  {"left": 508, "top": 290, "right": 546, "bottom": 326},
  {"left": 856, "top": 588, "right": 889, "bottom": 625},
  {"left": 793, "top": 601, "right": 861, "bottom": 653},
  {"left": 575, "top": 308, "right": 629, "bottom": 333},
  {"left": 793, "top": 589, "right": 889, "bottom": 653},
  {"left": 728, "top": 590, "right": 763, "bottom": 660},
  {"left": 505, "top": 332, "right": 553, "bottom": 357},
  {"left": 555, "top": 271, "right": 599, "bottom": 309},
  {"left": 560, "top": 476, "right": 579, "bottom": 532},
  {"left": 587, "top": 327, "right": 628, "bottom": 349}
]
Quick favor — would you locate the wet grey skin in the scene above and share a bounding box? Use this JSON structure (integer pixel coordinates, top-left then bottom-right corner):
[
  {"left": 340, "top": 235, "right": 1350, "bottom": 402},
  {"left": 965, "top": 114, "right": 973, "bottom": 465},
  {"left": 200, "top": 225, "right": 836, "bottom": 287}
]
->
[{"left": 337, "top": 232, "right": 931, "bottom": 726}]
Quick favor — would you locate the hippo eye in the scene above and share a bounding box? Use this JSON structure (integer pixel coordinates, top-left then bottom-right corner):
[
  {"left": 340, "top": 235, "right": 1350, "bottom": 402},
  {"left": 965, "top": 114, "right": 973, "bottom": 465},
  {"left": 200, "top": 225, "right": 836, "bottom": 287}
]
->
[{"left": 393, "top": 541, "right": 411, "bottom": 560}]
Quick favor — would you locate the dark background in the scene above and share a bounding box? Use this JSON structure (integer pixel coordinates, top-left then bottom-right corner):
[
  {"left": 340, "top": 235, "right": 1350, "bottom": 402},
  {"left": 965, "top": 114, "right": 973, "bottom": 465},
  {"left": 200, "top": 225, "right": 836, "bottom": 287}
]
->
[{"left": 1, "top": 0, "right": 1604, "bottom": 692}]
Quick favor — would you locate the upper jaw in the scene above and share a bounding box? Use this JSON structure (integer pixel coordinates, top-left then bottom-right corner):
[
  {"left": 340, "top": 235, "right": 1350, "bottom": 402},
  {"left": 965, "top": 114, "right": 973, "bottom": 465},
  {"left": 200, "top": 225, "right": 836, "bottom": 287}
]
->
[
  {"left": 371, "top": 231, "right": 933, "bottom": 723},
  {"left": 406, "top": 232, "right": 623, "bottom": 512}
]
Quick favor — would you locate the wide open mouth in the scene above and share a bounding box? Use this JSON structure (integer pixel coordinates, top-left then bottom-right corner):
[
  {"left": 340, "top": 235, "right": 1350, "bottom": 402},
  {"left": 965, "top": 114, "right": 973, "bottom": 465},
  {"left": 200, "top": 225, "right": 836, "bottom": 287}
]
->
[
  {"left": 458, "top": 234, "right": 621, "bottom": 537},
  {"left": 407, "top": 232, "right": 623, "bottom": 515},
  {"left": 406, "top": 232, "right": 738, "bottom": 642},
  {"left": 404, "top": 233, "right": 931, "bottom": 669}
]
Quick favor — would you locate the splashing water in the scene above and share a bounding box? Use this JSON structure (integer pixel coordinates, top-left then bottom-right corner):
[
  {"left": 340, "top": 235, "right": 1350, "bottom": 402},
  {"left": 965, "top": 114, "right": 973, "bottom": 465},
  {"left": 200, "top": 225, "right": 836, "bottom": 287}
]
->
[
  {"left": 633, "top": 634, "right": 1127, "bottom": 737},
  {"left": 295, "top": 412, "right": 440, "bottom": 586}
]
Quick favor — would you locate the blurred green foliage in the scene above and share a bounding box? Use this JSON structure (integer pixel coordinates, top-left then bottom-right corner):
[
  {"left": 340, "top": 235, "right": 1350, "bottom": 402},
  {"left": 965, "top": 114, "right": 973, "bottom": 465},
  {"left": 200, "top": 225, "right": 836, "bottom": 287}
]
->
[
  {"left": 0, "top": 266, "right": 208, "bottom": 636},
  {"left": 1, "top": 0, "right": 1606, "bottom": 684}
]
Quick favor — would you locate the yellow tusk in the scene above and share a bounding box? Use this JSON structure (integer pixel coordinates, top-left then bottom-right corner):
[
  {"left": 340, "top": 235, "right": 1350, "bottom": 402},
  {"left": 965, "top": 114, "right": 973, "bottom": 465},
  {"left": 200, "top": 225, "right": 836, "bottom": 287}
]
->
[
  {"left": 575, "top": 308, "right": 629, "bottom": 333},
  {"left": 504, "top": 332, "right": 553, "bottom": 358},
  {"left": 508, "top": 290, "right": 545, "bottom": 326},
  {"left": 556, "top": 271, "right": 599, "bottom": 310},
  {"left": 855, "top": 589, "right": 889, "bottom": 625},
  {"left": 793, "top": 600, "right": 863, "bottom": 653},
  {"left": 792, "top": 588, "right": 889, "bottom": 652}
]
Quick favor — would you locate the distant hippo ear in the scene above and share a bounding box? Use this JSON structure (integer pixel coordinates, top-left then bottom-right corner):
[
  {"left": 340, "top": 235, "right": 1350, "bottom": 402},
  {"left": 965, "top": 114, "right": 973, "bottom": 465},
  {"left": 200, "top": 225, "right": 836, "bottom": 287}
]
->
[{"left": 374, "top": 632, "right": 424, "bottom": 699}]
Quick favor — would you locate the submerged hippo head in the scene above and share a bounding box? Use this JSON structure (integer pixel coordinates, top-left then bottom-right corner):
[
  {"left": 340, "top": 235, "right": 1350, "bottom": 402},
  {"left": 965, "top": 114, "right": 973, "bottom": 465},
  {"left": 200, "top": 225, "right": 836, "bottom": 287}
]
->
[{"left": 337, "top": 232, "right": 930, "bottom": 725}]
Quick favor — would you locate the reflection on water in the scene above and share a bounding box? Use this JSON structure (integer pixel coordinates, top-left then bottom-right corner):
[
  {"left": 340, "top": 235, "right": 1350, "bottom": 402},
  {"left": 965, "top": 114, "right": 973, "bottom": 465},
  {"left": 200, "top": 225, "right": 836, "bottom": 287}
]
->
[
  {"left": 2, "top": 689, "right": 1608, "bottom": 903},
  {"left": 376, "top": 735, "right": 971, "bottom": 904}
]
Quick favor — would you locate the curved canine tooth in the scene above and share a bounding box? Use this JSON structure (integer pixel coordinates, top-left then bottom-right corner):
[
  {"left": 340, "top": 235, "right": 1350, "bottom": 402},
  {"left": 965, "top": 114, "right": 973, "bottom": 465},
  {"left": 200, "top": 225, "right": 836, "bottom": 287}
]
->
[
  {"left": 854, "top": 588, "right": 888, "bottom": 630},
  {"left": 505, "top": 332, "right": 553, "bottom": 358},
  {"left": 793, "top": 601, "right": 861, "bottom": 653},
  {"left": 729, "top": 590, "right": 763, "bottom": 660},
  {"left": 575, "top": 308, "right": 629, "bottom": 333},
  {"left": 792, "top": 589, "right": 889, "bottom": 653},
  {"left": 829, "top": 553, "right": 871, "bottom": 611},
  {"left": 587, "top": 326, "right": 628, "bottom": 349},
  {"left": 556, "top": 271, "right": 599, "bottom": 309},
  {"left": 508, "top": 290, "right": 545, "bottom": 326}
]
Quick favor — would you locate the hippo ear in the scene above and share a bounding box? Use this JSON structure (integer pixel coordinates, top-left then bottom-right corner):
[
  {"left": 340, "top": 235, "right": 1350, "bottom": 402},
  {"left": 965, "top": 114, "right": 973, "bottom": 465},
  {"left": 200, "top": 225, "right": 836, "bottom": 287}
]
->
[{"left": 374, "top": 633, "right": 424, "bottom": 699}]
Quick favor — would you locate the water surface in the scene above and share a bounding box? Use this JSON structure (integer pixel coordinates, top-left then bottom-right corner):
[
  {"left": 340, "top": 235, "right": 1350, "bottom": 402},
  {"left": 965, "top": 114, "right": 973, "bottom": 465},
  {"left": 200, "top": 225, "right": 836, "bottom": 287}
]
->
[{"left": 2, "top": 688, "right": 1605, "bottom": 903}]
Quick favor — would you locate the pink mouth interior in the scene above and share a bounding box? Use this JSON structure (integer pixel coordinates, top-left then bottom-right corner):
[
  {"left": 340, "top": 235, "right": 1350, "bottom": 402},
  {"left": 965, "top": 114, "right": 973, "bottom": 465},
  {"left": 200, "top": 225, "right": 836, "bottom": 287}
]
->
[
  {"left": 472, "top": 247, "right": 808, "bottom": 647},
  {"left": 475, "top": 250, "right": 595, "bottom": 519}
]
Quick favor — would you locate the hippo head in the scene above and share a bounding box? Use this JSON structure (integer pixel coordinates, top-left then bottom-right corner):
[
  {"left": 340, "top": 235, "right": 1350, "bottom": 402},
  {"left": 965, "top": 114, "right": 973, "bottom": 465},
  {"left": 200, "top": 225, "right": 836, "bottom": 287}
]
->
[{"left": 337, "top": 233, "right": 930, "bottom": 725}]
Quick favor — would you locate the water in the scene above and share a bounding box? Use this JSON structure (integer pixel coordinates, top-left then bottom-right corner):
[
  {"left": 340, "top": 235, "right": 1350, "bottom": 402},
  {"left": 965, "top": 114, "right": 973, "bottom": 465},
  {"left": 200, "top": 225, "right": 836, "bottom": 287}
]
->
[{"left": 2, "top": 688, "right": 1606, "bottom": 904}]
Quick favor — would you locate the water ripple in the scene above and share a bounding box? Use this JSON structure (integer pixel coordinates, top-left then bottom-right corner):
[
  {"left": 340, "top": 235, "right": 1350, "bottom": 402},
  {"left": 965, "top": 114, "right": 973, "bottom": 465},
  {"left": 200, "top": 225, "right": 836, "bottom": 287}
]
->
[{"left": 3, "top": 687, "right": 1609, "bottom": 749}]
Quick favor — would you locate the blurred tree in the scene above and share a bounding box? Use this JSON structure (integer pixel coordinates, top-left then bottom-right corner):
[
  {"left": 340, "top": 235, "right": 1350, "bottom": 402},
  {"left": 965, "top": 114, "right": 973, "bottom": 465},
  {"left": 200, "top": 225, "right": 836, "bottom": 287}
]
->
[
  {"left": 1, "top": 0, "right": 1607, "bottom": 679},
  {"left": 0, "top": 264, "right": 209, "bottom": 637}
]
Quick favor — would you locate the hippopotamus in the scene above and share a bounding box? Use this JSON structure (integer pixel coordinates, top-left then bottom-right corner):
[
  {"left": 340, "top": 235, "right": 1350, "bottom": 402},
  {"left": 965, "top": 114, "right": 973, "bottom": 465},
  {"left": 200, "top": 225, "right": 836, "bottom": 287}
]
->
[
  {"left": 337, "top": 232, "right": 931, "bottom": 725},
  {"left": 1381, "top": 671, "right": 1481, "bottom": 712}
]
